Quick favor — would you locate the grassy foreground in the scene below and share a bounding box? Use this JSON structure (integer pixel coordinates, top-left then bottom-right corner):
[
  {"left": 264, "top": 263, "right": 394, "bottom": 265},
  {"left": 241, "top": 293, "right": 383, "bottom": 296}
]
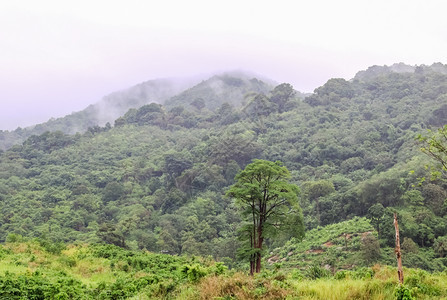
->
[
  {"left": 0, "top": 241, "right": 446, "bottom": 299},
  {"left": 190, "top": 266, "right": 447, "bottom": 300}
]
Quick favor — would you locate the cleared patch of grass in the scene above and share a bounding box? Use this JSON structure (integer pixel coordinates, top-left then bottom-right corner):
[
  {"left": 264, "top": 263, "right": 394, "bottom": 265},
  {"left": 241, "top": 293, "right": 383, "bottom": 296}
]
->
[
  {"left": 290, "top": 278, "right": 395, "bottom": 300},
  {"left": 198, "top": 272, "right": 290, "bottom": 300}
]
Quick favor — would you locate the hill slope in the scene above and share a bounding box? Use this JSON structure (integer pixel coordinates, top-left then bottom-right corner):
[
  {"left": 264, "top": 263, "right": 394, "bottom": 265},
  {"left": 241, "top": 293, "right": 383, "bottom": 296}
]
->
[
  {"left": 0, "top": 63, "right": 446, "bottom": 272},
  {"left": 0, "top": 71, "right": 277, "bottom": 151},
  {"left": 0, "top": 76, "right": 198, "bottom": 150},
  {"left": 164, "top": 71, "right": 276, "bottom": 110}
]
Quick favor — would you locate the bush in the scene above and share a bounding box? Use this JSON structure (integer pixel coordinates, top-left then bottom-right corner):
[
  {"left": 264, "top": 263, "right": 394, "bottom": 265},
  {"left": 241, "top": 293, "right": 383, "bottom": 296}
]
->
[
  {"left": 334, "top": 270, "right": 348, "bottom": 280},
  {"left": 352, "top": 267, "right": 374, "bottom": 279},
  {"left": 180, "top": 264, "right": 207, "bottom": 282},
  {"left": 91, "top": 244, "right": 128, "bottom": 259},
  {"left": 394, "top": 284, "right": 414, "bottom": 300},
  {"left": 305, "top": 264, "right": 331, "bottom": 279},
  {"left": 405, "top": 269, "right": 442, "bottom": 297},
  {"left": 0, "top": 271, "right": 87, "bottom": 299},
  {"left": 58, "top": 256, "right": 77, "bottom": 268},
  {"left": 211, "top": 262, "right": 228, "bottom": 275},
  {"left": 6, "top": 233, "right": 23, "bottom": 243},
  {"left": 36, "top": 238, "right": 66, "bottom": 255}
]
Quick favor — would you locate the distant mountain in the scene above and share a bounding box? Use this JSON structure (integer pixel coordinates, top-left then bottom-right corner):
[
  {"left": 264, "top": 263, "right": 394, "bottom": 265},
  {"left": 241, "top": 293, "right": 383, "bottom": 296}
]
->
[
  {"left": 0, "top": 71, "right": 277, "bottom": 150},
  {"left": 94, "top": 77, "right": 201, "bottom": 125},
  {"left": 354, "top": 62, "right": 447, "bottom": 81},
  {"left": 0, "top": 76, "right": 199, "bottom": 150},
  {"left": 164, "top": 71, "right": 277, "bottom": 111},
  {"left": 2, "top": 64, "right": 445, "bottom": 151}
]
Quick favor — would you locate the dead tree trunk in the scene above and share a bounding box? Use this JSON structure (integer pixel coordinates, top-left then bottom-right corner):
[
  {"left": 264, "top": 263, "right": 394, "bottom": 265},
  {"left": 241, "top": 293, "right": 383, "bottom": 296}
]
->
[{"left": 394, "top": 212, "right": 404, "bottom": 284}]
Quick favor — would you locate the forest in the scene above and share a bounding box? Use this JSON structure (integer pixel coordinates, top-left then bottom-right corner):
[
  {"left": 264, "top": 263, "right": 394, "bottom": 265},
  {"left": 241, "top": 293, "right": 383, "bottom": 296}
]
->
[{"left": 0, "top": 63, "right": 447, "bottom": 299}]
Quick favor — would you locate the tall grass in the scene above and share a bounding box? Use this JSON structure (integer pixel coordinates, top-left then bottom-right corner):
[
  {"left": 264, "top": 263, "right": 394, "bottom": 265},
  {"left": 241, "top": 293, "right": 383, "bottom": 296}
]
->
[
  {"left": 194, "top": 265, "right": 447, "bottom": 300},
  {"left": 1, "top": 242, "right": 447, "bottom": 299},
  {"left": 198, "top": 272, "right": 290, "bottom": 300},
  {"left": 290, "top": 278, "right": 395, "bottom": 300}
]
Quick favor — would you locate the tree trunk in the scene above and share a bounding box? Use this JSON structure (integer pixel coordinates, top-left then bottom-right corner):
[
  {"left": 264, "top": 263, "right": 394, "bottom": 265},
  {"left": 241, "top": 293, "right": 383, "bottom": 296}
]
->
[
  {"left": 394, "top": 212, "right": 404, "bottom": 284},
  {"left": 250, "top": 258, "right": 255, "bottom": 276},
  {"left": 255, "top": 248, "right": 262, "bottom": 273},
  {"left": 255, "top": 223, "right": 263, "bottom": 273},
  {"left": 249, "top": 207, "right": 256, "bottom": 276}
]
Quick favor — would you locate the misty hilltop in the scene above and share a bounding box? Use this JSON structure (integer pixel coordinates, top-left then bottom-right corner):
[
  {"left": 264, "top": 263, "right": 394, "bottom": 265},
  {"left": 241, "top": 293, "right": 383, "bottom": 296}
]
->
[
  {"left": 92, "top": 76, "right": 201, "bottom": 126},
  {"left": 0, "top": 63, "right": 445, "bottom": 151},
  {"left": 0, "top": 71, "right": 275, "bottom": 150},
  {"left": 164, "top": 71, "right": 277, "bottom": 111}
]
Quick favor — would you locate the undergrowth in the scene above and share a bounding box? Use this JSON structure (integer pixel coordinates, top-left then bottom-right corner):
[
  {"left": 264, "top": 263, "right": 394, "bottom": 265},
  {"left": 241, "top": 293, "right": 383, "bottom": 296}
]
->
[{"left": 0, "top": 241, "right": 447, "bottom": 299}]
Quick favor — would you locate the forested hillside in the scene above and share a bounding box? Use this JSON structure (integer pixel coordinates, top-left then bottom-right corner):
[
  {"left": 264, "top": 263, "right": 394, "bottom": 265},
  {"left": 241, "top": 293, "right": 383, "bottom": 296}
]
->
[
  {"left": 0, "top": 76, "right": 199, "bottom": 150},
  {"left": 0, "top": 63, "right": 447, "bottom": 273},
  {"left": 164, "top": 72, "right": 276, "bottom": 110}
]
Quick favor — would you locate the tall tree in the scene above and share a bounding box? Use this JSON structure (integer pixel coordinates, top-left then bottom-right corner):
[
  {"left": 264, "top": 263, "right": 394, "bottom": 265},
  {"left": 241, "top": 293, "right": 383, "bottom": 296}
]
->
[{"left": 227, "top": 159, "right": 303, "bottom": 274}]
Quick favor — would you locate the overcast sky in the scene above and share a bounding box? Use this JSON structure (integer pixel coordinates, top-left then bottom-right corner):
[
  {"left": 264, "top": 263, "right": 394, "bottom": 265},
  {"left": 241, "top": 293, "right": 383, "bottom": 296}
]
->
[{"left": 0, "top": 0, "right": 446, "bottom": 130}]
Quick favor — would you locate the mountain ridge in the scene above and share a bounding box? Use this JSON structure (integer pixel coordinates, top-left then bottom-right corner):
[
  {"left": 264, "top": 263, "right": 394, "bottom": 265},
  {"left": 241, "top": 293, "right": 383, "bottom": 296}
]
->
[
  {"left": 1, "top": 63, "right": 446, "bottom": 152},
  {"left": 0, "top": 71, "right": 275, "bottom": 150}
]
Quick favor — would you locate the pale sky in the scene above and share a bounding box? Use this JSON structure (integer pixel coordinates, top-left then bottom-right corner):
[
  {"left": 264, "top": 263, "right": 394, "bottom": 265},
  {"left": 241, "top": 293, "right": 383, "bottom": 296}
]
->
[{"left": 0, "top": 0, "right": 446, "bottom": 130}]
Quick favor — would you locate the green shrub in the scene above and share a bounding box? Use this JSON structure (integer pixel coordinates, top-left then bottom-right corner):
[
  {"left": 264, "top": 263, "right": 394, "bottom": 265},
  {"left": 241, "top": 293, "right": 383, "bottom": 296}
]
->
[
  {"left": 58, "top": 256, "right": 77, "bottom": 268},
  {"left": 180, "top": 264, "right": 207, "bottom": 282},
  {"left": 290, "top": 269, "right": 304, "bottom": 280},
  {"left": 305, "top": 265, "right": 331, "bottom": 279},
  {"left": 211, "top": 262, "right": 227, "bottom": 275},
  {"left": 405, "top": 269, "right": 442, "bottom": 297},
  {"left": 0, "top": 271, "right": 87, "bottom": 300},
  {"left": 394, "top": 284, "right": 414, "bottom": 300},
  {"left": 36, "top": 238, "right": 66, "bottom": 255},
  {"left": 5, "top": 233, "right": 23, "bottom": 243},
  {"left": 352, "top": 267, "right": 374, "bottom": 279},
  {"left": 334, "top": 270, "right": 348, "bottom": 280}
]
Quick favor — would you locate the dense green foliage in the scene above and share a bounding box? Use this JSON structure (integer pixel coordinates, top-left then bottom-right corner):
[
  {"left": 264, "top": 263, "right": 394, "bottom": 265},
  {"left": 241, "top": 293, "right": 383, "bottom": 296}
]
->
[
  {"left": 0, "top": 73, "right": 273, "bottom": 151},
  {"left": 418, "top": 124, "right": 447, "bottom": 180},
  {"left": 0, "top": 241, "right": 225, "bottom": 299},
  {"left": 165, "top": 73, "right": 274, "bottom": 111},
  {"left": 0, "top": 63, "right": 446, "bottom": 277}
]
